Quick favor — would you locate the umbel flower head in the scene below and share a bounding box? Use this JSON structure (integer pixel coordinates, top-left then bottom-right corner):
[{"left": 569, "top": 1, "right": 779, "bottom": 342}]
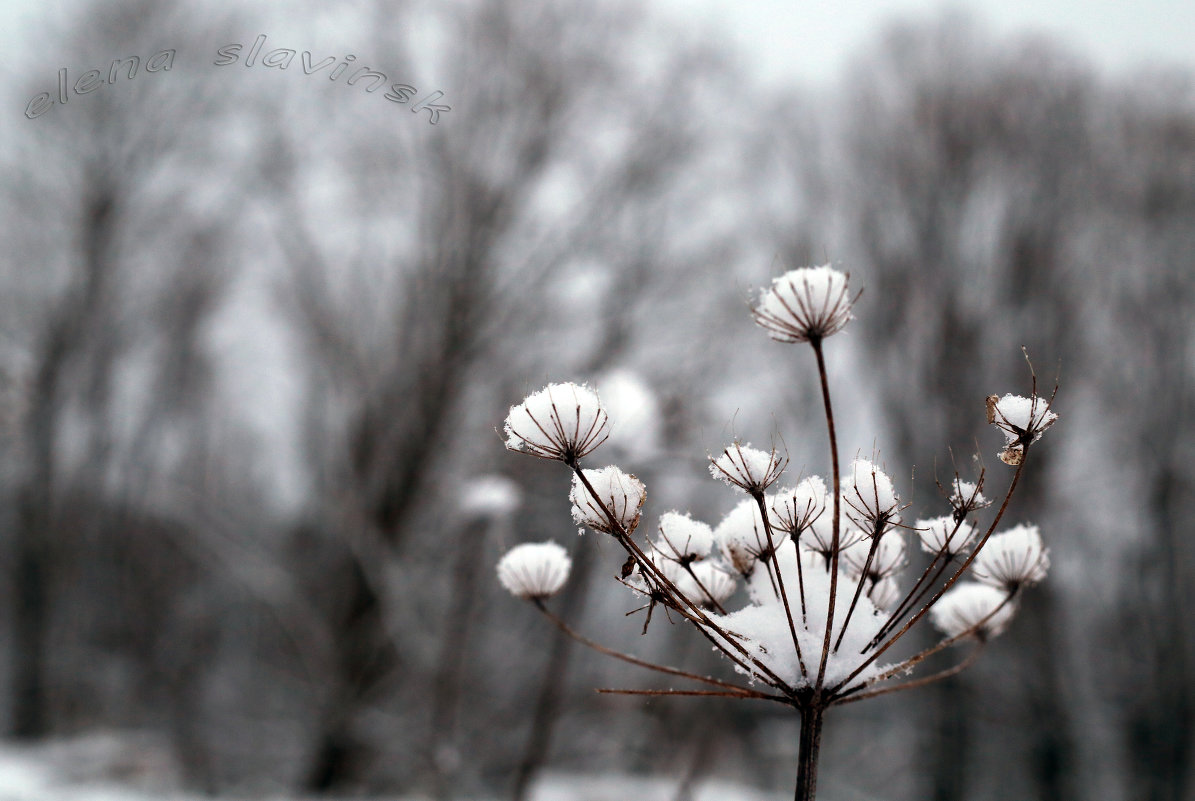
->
[
  {"left": 504, "top": 382, "right": 610, "bottom": 463},
  {"left": 987, "top": 392, "right": 1058, "bottom": 466},
  {"left": 751, "top": 265, "right": 855, "bottom": 343},
  {"left": 930, "top": 583, "right": 1016, "bottom": 640},
  {"left": 654, "top": 511, "right": 716, "bottom": 564},
  {"left": 916, "top": 515, "right": 978, "bottom": 559},
  {"left": 710, "top": 442, "right": 787, "bottom": 494},
  {"left": 769, "top": 476, "right": 828, "bottom": 537},
  {"left": 497, "top": 541, "right": 572, "bottom": 601},
  {"left": 948, "top": 478, "right": 991, "bottom": 516},
  {"left": 972, "top": 523, "right": 1050, "bottom": 590},
  {"left": 841, "top": 459, "right": 900, "bottom": 532},
  {"left": 570, "top": 466, "right": 646, "bottom": 535}
]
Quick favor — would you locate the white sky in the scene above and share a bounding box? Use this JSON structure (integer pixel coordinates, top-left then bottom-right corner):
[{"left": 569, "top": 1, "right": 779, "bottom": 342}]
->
[
  {"left": 657, "top": 0, "right": 1195, "bottom": 85},
  {"left": 6, "top": 0, "right": 1195, "bottom": 87}
]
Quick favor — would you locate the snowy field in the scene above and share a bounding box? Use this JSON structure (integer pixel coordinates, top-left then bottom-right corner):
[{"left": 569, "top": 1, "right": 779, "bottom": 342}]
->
[{"left": 0, "top": 734, "right": 787, "bottom": 801}]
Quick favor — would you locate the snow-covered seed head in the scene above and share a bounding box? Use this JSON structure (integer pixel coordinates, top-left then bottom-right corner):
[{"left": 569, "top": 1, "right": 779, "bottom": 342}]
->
[
  {"left": 751, "top": 265, "right": 855, "bottom": 344},
  {"left": 709, "top": 442, "right": 787, "bottom": 494},
  {"left": 868, "top": 576, "right": 902, "bottom": 611},
  {"left": 842, "top": 459, "right": 900, "bottom": 533},
  {"left": 841, "top": 532, "right": 907, "bottom": 582},
  {"left": 805, "top": 511, "right": 866, "bottom": 561},
  {"left": 948, "top": 478, "right": 991, "bottom": 516},
  {"left": 769, "top": 476, "right": 827, "bottom": 537},
  {"left": 987, "top": 393, "right": 1058, "bottom": 466},
  {"left": 504, "top": 382, "right": 610, "bottom": 463},
  {"left": 461, "top": 475, "right": 522, "bottom": 519},
  {"left": 714, "top": 499, "right": 781, "bottom": 576},
  {"left": 916, "top": 515, "right": 978, "bottom": 559},
  {"left": 930, "top": 583, "right": 1016, "bottom": 639},
  {"left": 687, "top": 562, "right": 739, "bottom": 608},
  {"left": 654, "top": 511, "right": 715, "bottom": 564},
  {"left": 971, "top": 523, "right": 1049, "bottom": 590},
  {"left": 496, "top": 541, "right": 572, "bottom": 601},
  {"left": 569, "top": 466, "right": 646, "bottom": 535}
]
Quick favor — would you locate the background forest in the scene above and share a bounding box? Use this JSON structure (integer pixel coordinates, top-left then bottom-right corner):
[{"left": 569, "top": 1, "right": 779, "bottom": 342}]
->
[{"left": 0, "top": 1, "right": 1192, "bottom": 800}]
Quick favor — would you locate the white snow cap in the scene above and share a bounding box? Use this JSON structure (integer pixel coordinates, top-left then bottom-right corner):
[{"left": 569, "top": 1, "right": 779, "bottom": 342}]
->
[
  {"left": 806, "top": 509, "right": 867, "bottom": 558},
  {"left": 654, "top": 511, "right": 715, "bottom": 562},
  {"left": 597, "top": 369, "right": 661, "bottom": 457},
  {"left": 842, "top": 459, "right": 900, "bottom": 531},
  {"left": 868, "top": 577, "right": 902, "bottom": 611},
  {"left": 504, "top": 382, "right": 610, "bottom": 462},
  {"left": 917, "top": 515, "right": 978, "bottom": 557},
  {"left": 710, "top": 442, "right": 786, "bottom": 493},
  {"left": 689, "top": 562, "right": 738, "bottom": 606},
  {"left": 972, "top": 523, "right": 1049, "bottom": 589},
  {"left": 461, "top": 475, "right": 522, "bottom": 517},
  {"left": 710, "top": 549, "right": 889, "bottom": 689},
  {"left": 841, "top": 532, "right": 907, "bottom": 582},
  {"left": 930, "top": 582, "right": 1016, "bottom": 639},
  {"left": 769, "top": 476, "right": 828, "bottom": 536},
  {"left": 949, "top": 478, "right": 990, "bottom": 514},
  {"left": 714, "top": 499, "right": 778, "bottom": 576},
  {"left": 497, "top": 541, "right": 572, "bottom": 600},
  {"left": 988, "top": 393, "right": 1058, "bottom": 465},
  {"left": 569, "top": 466, "right": 646, "bottom": 535},
  {"left": 752, "top": 265, "right": 855, "bottom": 343}
]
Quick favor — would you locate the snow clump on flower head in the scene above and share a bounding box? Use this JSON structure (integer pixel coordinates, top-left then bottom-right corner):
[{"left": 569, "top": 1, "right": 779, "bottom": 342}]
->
[
  {"left": 751, "top": 265, "right": 855, "bottom": 343},
  {"left": 497, "top": 541, "right": 572, "bottom": 600},
  {"left": 714, "top": 499, "right": 777, "bottom": 576},
  {"left": 987, "top": 393, "right": 1058, "bottom": 466},
  {"left": 709, "top": 442, "right": 786, "bottom": 494},
  {"left": 842, "top": 459, "right": 900, "bottom": 533},
  {"left": 504, "top": 382, "right": 610, "bottom": 463},
  {"left": 769, "top": 476, "right": 827, "bottom": 537},
  {"left": 971, "top": 523, "right": 1049, "bottom": 590},
  {"left": 841, "top": 532, "right": 907, "bottom": 583},
  {"left": 654, "top": 511, "right": 715, "bottom": 563},
  {"left": 569, "top": 466, "right": 646, "bottom": 535},
  {"left": 916, "top": 516, "right": 978, "bottom": 558},
  {"left": 930, "top": 583, "right": 1016, "bottom": 639},
  {"left": 948, "top": 478, "right": 990, "bottom": 516}
]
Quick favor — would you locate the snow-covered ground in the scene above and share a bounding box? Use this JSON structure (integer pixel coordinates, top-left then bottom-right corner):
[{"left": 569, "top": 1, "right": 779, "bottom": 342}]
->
[{"left": 0, "top": 735, "right": 787, "bottom": 801}]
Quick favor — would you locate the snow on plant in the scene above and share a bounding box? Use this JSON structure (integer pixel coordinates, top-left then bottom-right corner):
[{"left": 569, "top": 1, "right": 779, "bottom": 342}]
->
[
  {"left": 496, "top": 264, "right": 1058, "bottom": 800},
  {"left": 496, "top": 542, "right": 572, "bottom": 601}
]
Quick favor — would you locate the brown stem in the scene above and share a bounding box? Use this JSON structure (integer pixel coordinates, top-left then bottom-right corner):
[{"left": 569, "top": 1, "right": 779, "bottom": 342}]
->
[
  {"left": 831, "top": 642, "right": 985, "bottom": 706},
  {"left": 752, "top": 491, "right": 809, "bottom": 676},
  {"left": 570, "top": 463, "right": 797, "bottom": 694},
  {"left": 872, "top": 510, "right": 978, "bottom": 645},
  {"left": 810, "top": 338, "right": 841, "bottom": 695},
  {"left": 834, "top": 592, "right": 1014, "bottom": 700},
  {"left": 596, "top": 687, "right": 787, "bottom": 701},
  {"left": 794, "top": 703, "right": 825, "bottom": 801},
  {"left": 829, "top": 451, "right": 1029, "bottom": 695},
  {"left": 534, "top": 600, "right": 757, "bottom": 694}
]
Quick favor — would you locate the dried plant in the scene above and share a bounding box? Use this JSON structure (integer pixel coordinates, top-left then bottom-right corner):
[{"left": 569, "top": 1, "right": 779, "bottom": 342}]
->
[{"left": 497, "top": 265, "right": 1057, "bottom": 800}]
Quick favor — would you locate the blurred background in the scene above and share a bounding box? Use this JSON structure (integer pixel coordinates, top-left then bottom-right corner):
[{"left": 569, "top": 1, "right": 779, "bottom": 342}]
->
[{"left": 1, "top": 0, "right": 1192, "bottom": 799}]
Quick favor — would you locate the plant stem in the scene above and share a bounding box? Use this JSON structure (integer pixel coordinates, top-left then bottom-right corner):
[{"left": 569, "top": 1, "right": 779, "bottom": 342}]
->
[
  {"left": 811, "top": 338, "right": 841, "bottom": 693},
  {"left": 794, "top": 703, "right": 825, "bottom": 801}
]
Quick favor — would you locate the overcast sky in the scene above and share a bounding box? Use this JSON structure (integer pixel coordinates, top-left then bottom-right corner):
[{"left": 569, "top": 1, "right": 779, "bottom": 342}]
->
[
  {"left": 661, "top": 0, "right": 1195, "bottom": 85},
  {"left": 6, "top": 0, "right": 1195, "bottom": 104}
]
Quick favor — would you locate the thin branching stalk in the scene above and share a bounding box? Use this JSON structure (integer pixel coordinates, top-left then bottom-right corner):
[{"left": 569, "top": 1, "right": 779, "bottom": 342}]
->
[
  {"left": 831, "top": 643, "right": 985, "bottom": 706},
  {"left": 533, "top": 600, "right": 760, "bottom": 694},
  {"left": 752, "top": 491, "right": 809, "bottom": 676},
  {"left": 570, "top": 462, "right": 798, "bottom": 694},
  {"left": 829, "top": 450, "right": 1030, "bottom": 696},
  {"left": 811, "top": 337, "right": 841, "bottom": 697}
]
